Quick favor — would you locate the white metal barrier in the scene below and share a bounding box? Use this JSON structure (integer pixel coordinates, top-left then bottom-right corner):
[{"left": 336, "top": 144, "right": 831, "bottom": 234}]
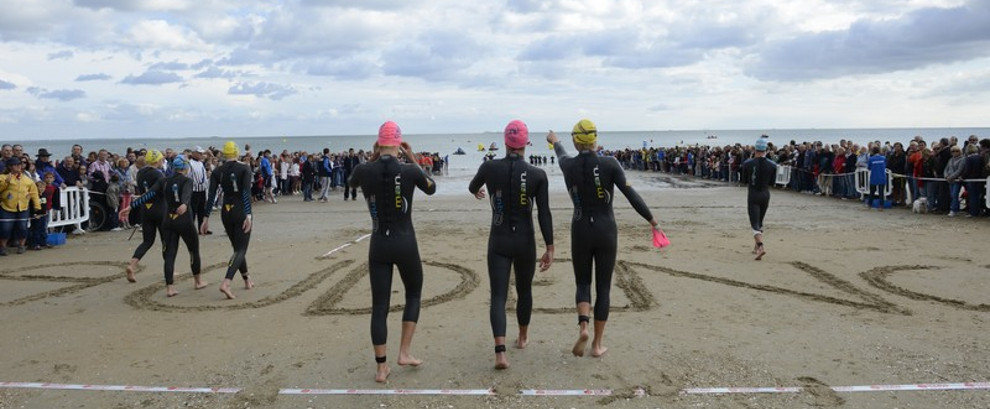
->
[
  {"left": 855, "top": 168, "right": 892, "bottom": 196},
  {"left": 48, "top": 187, "right": 90, "bottom": 233},
  {"left": 775, "top": 165, "right": 791, "bottom": 186}
]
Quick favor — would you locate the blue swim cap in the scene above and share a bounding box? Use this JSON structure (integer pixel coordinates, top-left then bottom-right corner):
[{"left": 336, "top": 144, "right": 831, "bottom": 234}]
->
[
  {"left": 754, "top": 138, "right": 768, "bottom": 152},
  {"left": 172, "top": 155, "right": 189, "bottom": 170}
]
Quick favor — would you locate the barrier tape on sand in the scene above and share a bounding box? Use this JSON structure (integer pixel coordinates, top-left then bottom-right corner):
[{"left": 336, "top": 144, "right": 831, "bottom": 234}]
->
[
  {"left": 3, "top": 381, "right": 989, "bottom": 396},
  {"left": 683, "top": 382, "right": 990, "bottom": 394},
  {"left": 320, "top": 233, "right": 371, "bottom": 258}
]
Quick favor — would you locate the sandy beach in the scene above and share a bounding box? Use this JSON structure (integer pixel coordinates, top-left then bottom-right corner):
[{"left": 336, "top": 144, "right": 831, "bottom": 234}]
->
[{"left": 1, "top": 171, "right": 989, "bottom": 409}]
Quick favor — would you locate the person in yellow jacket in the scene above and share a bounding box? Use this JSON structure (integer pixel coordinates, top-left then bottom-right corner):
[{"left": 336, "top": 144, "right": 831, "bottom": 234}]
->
[{"left": 0, "top": 157, "right": 42, "bottom": 255}]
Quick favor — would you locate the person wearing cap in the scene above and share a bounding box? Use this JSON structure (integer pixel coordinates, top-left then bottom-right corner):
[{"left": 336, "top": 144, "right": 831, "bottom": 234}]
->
[
  {"left": 123, "top": 155, "right": 207, "bottom": 296},
  {"left": 547, "top": 119, "right": 658, "bottom": 358},
  {"left": 34, "top": 149, "right": 65, "bottom": 188},
  {"left": 123, "top": 150, "right": 167, "bottom": 282},
  {"left": 348, "top": 121, "right": 436, "bottom": 383},
  {"left": 201, "top": 141, "right": 255, "bottom": 299},
  {"left": 468, "top": 120, "right": 554, "bottom": 370},
  {"left": 0, "top": 157, "right": 42, "bottom": 256},
  {"left": 740, "top": 137, "right": 778, "bottom": 260}
]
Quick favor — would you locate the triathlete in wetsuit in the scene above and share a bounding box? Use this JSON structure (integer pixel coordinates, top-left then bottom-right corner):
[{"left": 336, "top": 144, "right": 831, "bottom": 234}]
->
[
  {"left": 202, "top": 141, "right": 255, "bottom": 299},
  {"left": 468, "top": 120, "right": 554, "bottom": 370},
  {"left": 348, "top": 121, "right": 436, "bottom": 383},
  {"left": 548, "top": 119, "right": 658, "bottom": 358},
  {"left": 739, "top": 137, "right": 777, "bottom": 260},
  {"left": 124, "top": 156, "right": 207, "bottom": 297},
  {"left": 125, "top": 150, "right": 167, "bottom": 283}
]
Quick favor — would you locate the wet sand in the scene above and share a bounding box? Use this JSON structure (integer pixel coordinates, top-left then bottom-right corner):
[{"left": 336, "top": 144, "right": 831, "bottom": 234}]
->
[{"left": 1, "top": 172, "right": 989, "bottom": 408}]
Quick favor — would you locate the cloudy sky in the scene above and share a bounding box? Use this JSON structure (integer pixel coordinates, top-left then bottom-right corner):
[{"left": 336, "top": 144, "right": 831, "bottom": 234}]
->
[{"left": 1, "top": 0, "right": 988, "bottom": 141}]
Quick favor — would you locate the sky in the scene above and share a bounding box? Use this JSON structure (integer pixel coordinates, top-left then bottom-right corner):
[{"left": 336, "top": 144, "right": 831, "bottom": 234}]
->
[{"left": 1, "top": 0, "right": 989, "bottom": 141}]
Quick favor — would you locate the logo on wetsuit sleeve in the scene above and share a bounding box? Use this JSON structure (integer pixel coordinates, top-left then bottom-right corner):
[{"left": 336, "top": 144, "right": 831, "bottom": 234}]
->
[{"left": 519, "top": 172, "right": 528, "bottom": 206}]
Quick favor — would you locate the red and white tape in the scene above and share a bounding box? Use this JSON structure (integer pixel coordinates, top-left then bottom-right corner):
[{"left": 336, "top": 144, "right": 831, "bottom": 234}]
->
[
  {"left": 2, "top": 381, "right": 988, "bottom": 396},
  {"left": 683, "top": 382, "right": 990, "bottom": 395},
  {"left": 280, "top": 388, "right": 493, "bottom": 395}
]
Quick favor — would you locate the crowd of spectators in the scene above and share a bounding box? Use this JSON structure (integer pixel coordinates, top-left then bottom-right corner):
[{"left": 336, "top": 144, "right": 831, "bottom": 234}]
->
[{"left": 606, "top": 134, "right": 990, "bottom": 216}]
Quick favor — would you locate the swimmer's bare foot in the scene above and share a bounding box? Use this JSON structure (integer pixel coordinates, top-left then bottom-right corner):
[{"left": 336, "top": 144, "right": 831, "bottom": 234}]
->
[
  {"left": 755, "top": 245, "right": 766, "bottom": 261},
  {"left": 194, "top": 277, "right": 208, "bottom": 289},
  {"left": 243, "top": 276, "right": 254, "bottom": 290},
  {"left": 515, "top": 337, "right": 528, "bottom": 349},
  {"left": 591, "top": 344, "right": 608, "bottom": 357},
  {"left": 375, "top": 364, "right": 390, "bottom": 383},
  {"left": 166, "top": 285, "right": 178, "bottom": 297},
  {"left": 219, "top": 279, "right": 235, "bottom": 299},
  {"left": 397, "top": 354, "right": 422, "bottom": 367},
  {"left": 494, "top": 352, "right": 509, "bottom": 370},
  {"left": 125, "top": 264, "right": 137, "bottom": 283},
  {"left": 572, "top": 328, "right": 589, "bottom": 357}
]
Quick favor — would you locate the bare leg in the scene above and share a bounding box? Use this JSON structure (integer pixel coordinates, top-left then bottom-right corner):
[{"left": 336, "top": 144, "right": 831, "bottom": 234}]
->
[
  {"left": 754, "top": 232, "right": 766, "bottom": 261},
  {"left": 397, "top": 321, "right": 422, "bottom": 366},
  {"left": 515, "top": 325, "right": 529, "bottom": 349},
  {"left": 219, "top": 278, "right": 235, "bottom": 299},
  {"left": 126, "top": 257, "right": 138, "bottom": 282},
  {"left": 194, "top": 275, "right": 208, "bottom": 289},
  {"left": 591, "top": 319, "right": 608, "bottom": 357},
  {"left": 494, "top": 337, "right": 509, "bottom": 370},
  {"left": 373, "top": 345, "right": 390, "bottom": 383},
  {"left": 572, "top": 302, "right": 591, "bottom": 357}
]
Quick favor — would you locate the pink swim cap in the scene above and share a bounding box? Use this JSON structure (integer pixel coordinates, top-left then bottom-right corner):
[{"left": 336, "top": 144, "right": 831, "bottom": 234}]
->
[
  {"left": 504, "top": 120, "right": 528, "bottom": 149},
  {"left": 377, "top": 121, "right": 402, "bottom": 147}
]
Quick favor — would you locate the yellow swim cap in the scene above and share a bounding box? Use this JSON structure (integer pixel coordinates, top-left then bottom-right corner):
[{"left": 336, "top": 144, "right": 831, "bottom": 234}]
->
[
  {"left": 145, "top": 149, "right": 164, "bottom": 164},
  {"left": 571, "top": 119, "right": 597, "bottom": 145},
  {"left": 222, "top": 141, "right": 239, "bottom": 159}
]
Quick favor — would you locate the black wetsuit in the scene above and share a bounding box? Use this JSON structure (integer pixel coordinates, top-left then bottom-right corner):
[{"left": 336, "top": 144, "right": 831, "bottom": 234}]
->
[
  {"left": 348, "top": 155, "right": 437, "bottom": 346},
  {"left": 131, "top": 173, "right": 202, "bottom": 285},
  {"left": 131, "top": 166, "right": 165, "bottom": 261},
  {"left": 554, "top": 143, "right": 654, "bottom": 322},
  {"left": 468, "top": 153, "right": 553, "bottom": 339},
  {"left": 206, "top": 160, "right": 254, "bottom": 280},
  {"left": 739, "top": 156, "right": 777, "bottom": 234}
]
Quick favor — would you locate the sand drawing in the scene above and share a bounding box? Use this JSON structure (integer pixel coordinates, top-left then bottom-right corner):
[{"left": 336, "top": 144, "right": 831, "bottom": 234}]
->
[
  {"left": 4, "top": 257, "right": 985, "bottom": 316},
  {"left": 305, "top": 260, "right": 480, "bottom": 316},
  {"left": 124, "top": 260, "right": 354, "bottom": 312},
  {"left": 0, "top": 261, "right": 143, "bottom": 307},
  {"left": 622, "top": 261, "right": 911, "bottom": 315},
  {"left": 860, "top": 265, "right": 990, "bottom": 312}
]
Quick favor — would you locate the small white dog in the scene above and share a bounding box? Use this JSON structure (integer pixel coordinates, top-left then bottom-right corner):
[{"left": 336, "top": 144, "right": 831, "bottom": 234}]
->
[{"left": 912, "top": 197, "right": 929, "bottom": 214}]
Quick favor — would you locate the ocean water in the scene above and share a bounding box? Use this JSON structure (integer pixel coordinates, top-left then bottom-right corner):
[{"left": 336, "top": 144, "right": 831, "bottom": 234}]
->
[{"left": 14, "top": 127, "right": 989, "bottom": 195}]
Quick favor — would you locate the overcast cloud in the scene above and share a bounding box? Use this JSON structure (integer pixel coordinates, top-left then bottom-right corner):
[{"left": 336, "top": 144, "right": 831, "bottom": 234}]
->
[{"left": 0, "top": 0, "right": 987, "bottom": 140}]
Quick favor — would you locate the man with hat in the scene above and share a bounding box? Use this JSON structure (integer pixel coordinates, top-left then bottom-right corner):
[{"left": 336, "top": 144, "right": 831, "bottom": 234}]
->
[{"left": 35, "top": 148, "right": 65, "bottom": 188}]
